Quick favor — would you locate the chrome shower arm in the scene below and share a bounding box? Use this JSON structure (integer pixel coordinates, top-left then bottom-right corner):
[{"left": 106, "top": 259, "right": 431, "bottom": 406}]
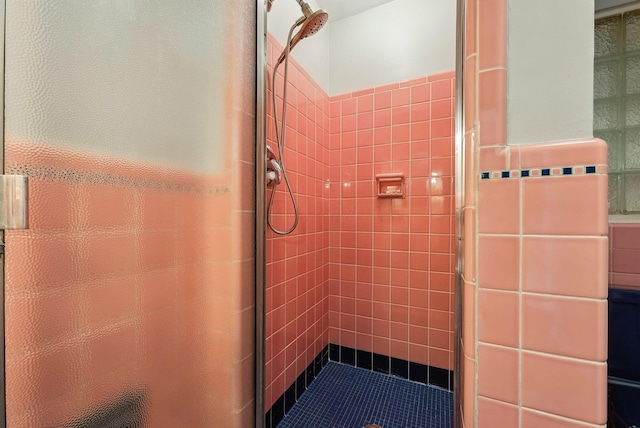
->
[{"left": 267, "top": 0, "right": 314, "bottom": 18}]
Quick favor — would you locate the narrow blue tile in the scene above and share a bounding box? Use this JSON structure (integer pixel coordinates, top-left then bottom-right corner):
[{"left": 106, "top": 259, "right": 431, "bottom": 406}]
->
[
  {"left": 586, "top": 165, "right": 596, "bottom": 174},
  {"left": 501, "top": 171, "right": 510, "bottom": 178},
  {"left": 541, "top": 168, "right": 550, "bottom": 176},
  {"left": 481, "top": 172, "right": 490, "bottom": 179},
  {"left": 521, "top": 170, "right": 530, "bottom": 177},
  {"left": 563, "top": 167, "right": 572, "bottom": 175}
]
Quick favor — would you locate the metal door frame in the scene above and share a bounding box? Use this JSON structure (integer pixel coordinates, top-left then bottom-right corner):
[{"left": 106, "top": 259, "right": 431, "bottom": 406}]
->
[
  {"left": 255, "top": 0, "right": 267, "bottom": 427},
  {"left": 254, "top": 1, "right": 465, "bottom": 426},
  {"left": 1, "top": 0, "right": 7, "bottom": 424}
]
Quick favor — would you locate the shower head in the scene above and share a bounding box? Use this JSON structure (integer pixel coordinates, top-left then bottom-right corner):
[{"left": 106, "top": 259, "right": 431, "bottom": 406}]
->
[{"left": 276, "top": 4, "right": 329, "bottom": 65}]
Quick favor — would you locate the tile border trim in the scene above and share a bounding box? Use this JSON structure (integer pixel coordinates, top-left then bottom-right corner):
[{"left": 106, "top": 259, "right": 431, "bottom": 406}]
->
[
  {"left": 480, "top": 165, "right": 607, "bottom": 180},
  {"left": 328, "top": 344, "right": 454, "bottom": 391}
]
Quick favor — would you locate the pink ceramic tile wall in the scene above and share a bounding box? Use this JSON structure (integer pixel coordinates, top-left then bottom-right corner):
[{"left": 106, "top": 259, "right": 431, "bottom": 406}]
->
[
  {"left": 475, "top": 140, "right": 609, "bottom": 428},
  {"left": 466, "top": 0, "right": 610, "bottom": 426},
  {"left": 265, "top": 34, "right": 331, "bottom": 409},
  {"left": 327, "top": 72, "right": 456, "bottom": 370},
  {"left": 610, "top": 223, "right": 640, "bottom": 289},
  {"left": 5, "top": 134, "right": 256, "bottom": 427}
]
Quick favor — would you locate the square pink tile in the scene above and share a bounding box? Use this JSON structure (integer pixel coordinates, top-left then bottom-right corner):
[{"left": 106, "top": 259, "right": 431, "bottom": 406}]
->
[
  {"left": 478, "top": 178, "right": 519, "bottom": 234},
  {"left": 463, "top": 356, "right": 477, "bottom": 427},
  {"left": 478, "top": 235, "right": 519, "bottom": 291},
  {"left": 521, "top": 351, "right": 607, "bottom": 424},
  {"left": 519, "top": 139, "right": 607, "bottom": 170},
  {"left": 521, "top": 408, "right": 598, "bottom": 428},
  {"left": 478, "top": 69, "right": 506, "bottom": 146},
  {"left": 478, "top": 289, "right": 519, "bottom": 347},
  {"left": 478, "top": 396, "right": 519, "bottom": 428},
  {"left": 522, "top": 294, "right": 607, "bottom": 362},
  {"left": 478, "top": 0, "right": 507, "bottom": 70},
  {"left": 522, "top": 175, "right": 608, "bottom": 236},
  {"left": 522, "top": 236, "right": 608, "bottom": 299},
  {"left": 478, "top": 343, "right": 519, "bottom": 404},
  {"left": 463, "top": 281, "right": 476, "bottom": 359},
  {"left": 479, "top": 146, "right": 508, "bottom": 172}
]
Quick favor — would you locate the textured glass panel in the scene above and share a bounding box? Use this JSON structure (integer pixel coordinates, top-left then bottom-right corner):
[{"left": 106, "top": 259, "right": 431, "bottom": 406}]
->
[
  {"left": 627, "top": 97, "right": 640, "bottom": 126},
  {"left": 594, "top": 100, "right": 619, "bottom": 130},
  {"left": 626, "top": 128, "right": 640, "bottom": 168},
  {"left": 610, "top": 174, "right": 620, "bottom": 213},
  {"left": 628, "top": 56, "right": 640, "bottom": 94},
  {"left": 595, "top": 16, "right": 621, "bottom": 57},
  {"left": 626, "top": 11, "right": 640, "bottom": 52},
  {"left": 626, "top": 174, "right": 640, "bottom": 211},
  {"left": 596, "top": 130, "right": 622, "bottom": 170},
  {"left": 6, "top": 2, "right": 230, "bottom": 173},
  {"left": 4, "top": 1, "right": 256, "bottom": 427},
  {"left": 595, "top": 61, "right": 619, "bottom": 98}
]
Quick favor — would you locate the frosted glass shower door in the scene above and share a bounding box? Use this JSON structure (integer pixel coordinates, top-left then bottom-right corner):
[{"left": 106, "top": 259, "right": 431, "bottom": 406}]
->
[{"left": 3, "top": 1, "right": 256, "bottom": 426}]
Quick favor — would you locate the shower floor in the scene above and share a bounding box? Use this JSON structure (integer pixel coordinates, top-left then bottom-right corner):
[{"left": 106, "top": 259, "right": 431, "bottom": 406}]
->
[{"left": 277, "top": 361, "right": 453, "bottom": 428}]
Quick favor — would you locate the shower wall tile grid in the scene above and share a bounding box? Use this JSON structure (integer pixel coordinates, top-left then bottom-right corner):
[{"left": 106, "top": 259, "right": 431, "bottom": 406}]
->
[
  {"left": 266, "top": 32, "right": 457, "bottom": 421},
  {"left": 328, "top": 71, "right": 456, "bottom": 373},
  {"left": 265, "top": 33, "right": 332, "bottom": 411},
  {"left": 464, "top": 0, "right": 609, "bottom": 427}
]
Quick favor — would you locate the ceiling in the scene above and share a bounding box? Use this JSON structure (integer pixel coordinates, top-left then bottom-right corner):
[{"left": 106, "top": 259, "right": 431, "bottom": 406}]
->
[{"left": 316, "top": 0, "right": 397, "bottom": 22}]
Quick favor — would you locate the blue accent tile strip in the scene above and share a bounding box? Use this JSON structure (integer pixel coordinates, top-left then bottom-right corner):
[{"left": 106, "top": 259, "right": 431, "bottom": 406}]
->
[
  {"left": 332, "top": 344, "right": 453, "bottom": 391},
  {"left": 480, "top": 165, "right": 604, "bottom": 180},
  {"left": 278, "top": 362, "right": 453, "bottom": 428}
]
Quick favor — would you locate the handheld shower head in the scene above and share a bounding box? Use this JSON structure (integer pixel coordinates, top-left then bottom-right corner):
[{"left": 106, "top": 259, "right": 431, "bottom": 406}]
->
[{"left": 276, "top": 6, "right": 329, "bottom": 65}]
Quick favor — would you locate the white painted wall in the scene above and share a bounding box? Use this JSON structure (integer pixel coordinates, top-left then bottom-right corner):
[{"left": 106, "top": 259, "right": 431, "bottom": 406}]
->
[
  {"left": 327, "top": 0, "right": 456, "bottom": 95},
  {"left": 268, "top": 0, "right": 331, "bottom": 91},
  {"left": 507, "top": 0, "right": 594, "bottom": 145}
]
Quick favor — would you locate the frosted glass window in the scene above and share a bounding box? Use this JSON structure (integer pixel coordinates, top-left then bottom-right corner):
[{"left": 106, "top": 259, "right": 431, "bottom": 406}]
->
[
  {"left": 594, "top": 130, "right": 621, "bottom": 170},
  {"left": 595, "top": 11, "right": 640, "bottom": 213},
  {"left": 594, "top": 100, "right": 620, "bottom": 130},
  {"left": 595, "top": 16, "right": 621, "bottom": 57},
  {"left": 626, "top": 56, "right": 640, "bottom": 93},
  {"left": 626, "top": 11, "right": 640, "bottom": 52},
  {"left": 626, "top": 128, "right": 640, "bottom": 168},
  {"left": 595, "top": 61, "right": 619, "bottom": 98},
  {"left": 626, "top": 174, "right": 640, "bottom": 211},
  {"left": 610, "top": 173, "right": 620, "bottom": 213}
]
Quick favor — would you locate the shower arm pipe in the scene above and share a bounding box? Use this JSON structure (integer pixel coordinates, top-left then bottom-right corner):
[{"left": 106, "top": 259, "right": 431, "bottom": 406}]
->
[
  {"left": 295, "top": 0, "right": 314, "bottom": 17},
  {"left": 267, "top": 0, "right": 313, "bottom": 15}
]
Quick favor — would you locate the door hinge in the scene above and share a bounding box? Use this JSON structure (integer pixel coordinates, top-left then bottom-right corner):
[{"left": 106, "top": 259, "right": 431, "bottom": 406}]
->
[{"left": 0, "top": 175, "right": 28, "bottom": 230}]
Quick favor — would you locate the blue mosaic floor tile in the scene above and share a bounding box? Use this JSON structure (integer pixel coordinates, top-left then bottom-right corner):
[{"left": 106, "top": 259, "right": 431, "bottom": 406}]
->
[{"left": 278, "top": 362, "right": 453, "bottom": 428}]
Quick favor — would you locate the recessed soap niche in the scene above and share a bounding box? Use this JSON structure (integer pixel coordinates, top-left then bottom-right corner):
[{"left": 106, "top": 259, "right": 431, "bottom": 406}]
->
[{"left": 376, "top": 173, "right": 405, "bottom": 198}]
